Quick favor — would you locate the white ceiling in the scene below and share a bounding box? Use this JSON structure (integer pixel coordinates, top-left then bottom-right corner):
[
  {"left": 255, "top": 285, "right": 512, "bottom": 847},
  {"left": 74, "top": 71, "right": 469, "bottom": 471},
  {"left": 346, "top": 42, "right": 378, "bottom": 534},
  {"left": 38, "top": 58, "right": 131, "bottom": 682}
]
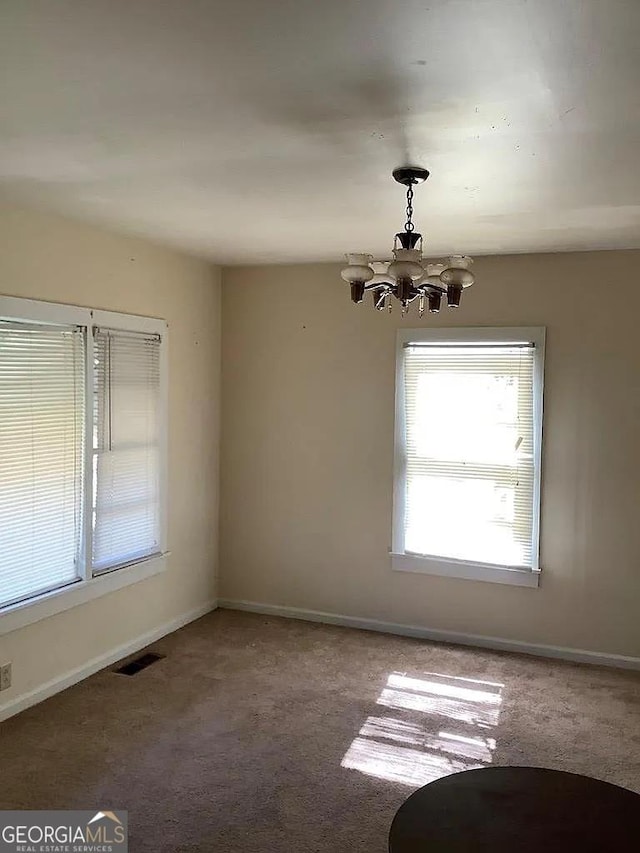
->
[{"left": 1, "top": 0, "right": 639, "bottom": 264}]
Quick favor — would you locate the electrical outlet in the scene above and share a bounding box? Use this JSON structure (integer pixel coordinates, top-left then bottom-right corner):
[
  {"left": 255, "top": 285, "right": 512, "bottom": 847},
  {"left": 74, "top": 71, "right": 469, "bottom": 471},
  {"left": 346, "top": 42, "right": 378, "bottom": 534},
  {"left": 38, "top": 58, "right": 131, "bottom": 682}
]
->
[{"left": 0, "top": 663, "right": 12, "bottom": 691}]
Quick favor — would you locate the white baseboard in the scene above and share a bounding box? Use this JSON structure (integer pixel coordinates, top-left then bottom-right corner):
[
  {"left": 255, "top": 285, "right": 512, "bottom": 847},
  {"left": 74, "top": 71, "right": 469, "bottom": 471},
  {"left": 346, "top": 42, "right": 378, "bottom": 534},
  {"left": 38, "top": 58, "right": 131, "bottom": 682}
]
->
[
  {"left": 0, "top": 600, "right": 218, "bottom": 722},
  {"left": 218, "top": 598, "right": 640, "bottom": 671}
]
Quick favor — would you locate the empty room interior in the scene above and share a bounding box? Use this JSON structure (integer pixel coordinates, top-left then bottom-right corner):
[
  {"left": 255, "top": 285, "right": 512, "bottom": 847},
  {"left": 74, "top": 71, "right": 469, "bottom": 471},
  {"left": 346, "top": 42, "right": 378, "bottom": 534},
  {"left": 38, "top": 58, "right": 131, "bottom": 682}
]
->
[{"left": 0, "top": 1, "right": 639, "bottom": 851}]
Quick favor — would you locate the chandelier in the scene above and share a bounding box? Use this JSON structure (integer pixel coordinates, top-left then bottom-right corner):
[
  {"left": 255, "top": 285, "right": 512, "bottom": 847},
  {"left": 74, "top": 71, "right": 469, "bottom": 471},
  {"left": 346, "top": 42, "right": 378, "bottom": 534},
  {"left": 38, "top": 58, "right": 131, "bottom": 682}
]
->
[{"left": 341, "top": 167, "right": 476, "bottom": 316}]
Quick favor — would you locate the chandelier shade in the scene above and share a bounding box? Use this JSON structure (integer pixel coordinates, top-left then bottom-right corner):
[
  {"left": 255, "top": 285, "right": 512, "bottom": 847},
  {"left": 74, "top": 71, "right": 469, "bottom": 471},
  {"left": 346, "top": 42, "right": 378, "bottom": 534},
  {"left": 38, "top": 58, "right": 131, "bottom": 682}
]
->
[{"left": 340, "top": 168, "right": 477, "bottom": 316}]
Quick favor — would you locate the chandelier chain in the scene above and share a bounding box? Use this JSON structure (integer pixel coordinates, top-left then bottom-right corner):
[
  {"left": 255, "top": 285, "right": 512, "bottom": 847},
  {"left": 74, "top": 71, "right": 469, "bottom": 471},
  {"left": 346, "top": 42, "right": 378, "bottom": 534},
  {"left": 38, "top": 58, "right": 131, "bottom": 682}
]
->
[{"left": 404, "top": 185, "right": 415, "bottom": 232}]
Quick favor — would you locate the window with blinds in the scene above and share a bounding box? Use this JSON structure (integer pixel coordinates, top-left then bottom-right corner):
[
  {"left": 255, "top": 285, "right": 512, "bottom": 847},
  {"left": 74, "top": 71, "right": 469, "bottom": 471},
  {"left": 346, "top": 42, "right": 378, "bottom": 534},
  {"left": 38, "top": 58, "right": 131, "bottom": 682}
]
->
[
  {"left": 92, "top": 328, "right": 162, "bottom": 573},
  {"left": 0, "top": 296, "right": 167, "bottom": 618},
  {"left": 394, "top": 330, "right": 544, "bottom": 573},
  {"left": 0, "top": 321, "right": 85, "bottom": 608}
]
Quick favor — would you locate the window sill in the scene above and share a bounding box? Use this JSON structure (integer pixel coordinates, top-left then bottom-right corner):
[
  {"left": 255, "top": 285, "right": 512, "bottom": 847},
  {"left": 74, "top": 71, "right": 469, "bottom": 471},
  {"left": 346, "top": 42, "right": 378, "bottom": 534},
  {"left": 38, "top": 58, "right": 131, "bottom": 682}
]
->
[
  {"left": 391, "top": 552, "right": 540, "bottom": 588},
  {"left": 0, "top": 553, "right": 169, "bottom": 636}
]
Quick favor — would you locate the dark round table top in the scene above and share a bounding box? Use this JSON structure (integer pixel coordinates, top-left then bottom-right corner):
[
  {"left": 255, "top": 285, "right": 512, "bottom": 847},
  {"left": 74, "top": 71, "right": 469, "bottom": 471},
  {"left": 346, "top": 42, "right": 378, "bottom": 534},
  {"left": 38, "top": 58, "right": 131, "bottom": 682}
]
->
[{"left": 388, "top": 767, "right": 640, "bottom": 852}]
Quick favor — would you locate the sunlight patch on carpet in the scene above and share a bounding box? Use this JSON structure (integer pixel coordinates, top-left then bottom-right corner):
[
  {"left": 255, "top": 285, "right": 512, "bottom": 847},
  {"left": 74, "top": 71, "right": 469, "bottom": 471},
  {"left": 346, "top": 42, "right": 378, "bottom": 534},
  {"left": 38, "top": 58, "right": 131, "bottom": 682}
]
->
[{"left": 341, "top": 671, "right": 504, "bottom": 786}]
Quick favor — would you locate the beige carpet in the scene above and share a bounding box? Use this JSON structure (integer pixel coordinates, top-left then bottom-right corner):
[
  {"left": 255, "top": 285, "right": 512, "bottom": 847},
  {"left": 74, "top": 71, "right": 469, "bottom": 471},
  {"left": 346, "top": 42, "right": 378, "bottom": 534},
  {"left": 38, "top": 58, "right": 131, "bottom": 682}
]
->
[{"left": 1, "top": 609, "right": 639, "bottom": 851}]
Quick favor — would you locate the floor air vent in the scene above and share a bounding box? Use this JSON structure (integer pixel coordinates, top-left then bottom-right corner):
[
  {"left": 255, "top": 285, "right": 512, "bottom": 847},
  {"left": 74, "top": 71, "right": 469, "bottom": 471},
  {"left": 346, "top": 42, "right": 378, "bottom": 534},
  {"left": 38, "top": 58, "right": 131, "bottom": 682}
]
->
[{"left": 115, "top": 652, "right": 165, "bottom": 676}]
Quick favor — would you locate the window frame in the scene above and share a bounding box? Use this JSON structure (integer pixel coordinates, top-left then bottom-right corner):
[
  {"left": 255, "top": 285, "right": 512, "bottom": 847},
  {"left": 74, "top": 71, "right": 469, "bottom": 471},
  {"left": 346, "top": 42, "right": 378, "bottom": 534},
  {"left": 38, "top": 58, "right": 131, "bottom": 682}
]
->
[
  {"left": 0, "top": 295, "right": 168, "bottom": 636},
  {"left": 391, "top": 326, "right": 545, "bottom": 588}
]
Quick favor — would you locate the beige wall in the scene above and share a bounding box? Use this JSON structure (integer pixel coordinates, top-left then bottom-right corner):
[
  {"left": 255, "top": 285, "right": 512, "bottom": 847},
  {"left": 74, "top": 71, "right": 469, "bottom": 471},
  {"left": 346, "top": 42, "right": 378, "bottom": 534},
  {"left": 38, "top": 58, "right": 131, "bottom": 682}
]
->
[
  {"left": 220, "top": 251, "right": 640, "bottom": 659},
  {"left": 0, "top": 201, "right": 221, "bottom": 711}
]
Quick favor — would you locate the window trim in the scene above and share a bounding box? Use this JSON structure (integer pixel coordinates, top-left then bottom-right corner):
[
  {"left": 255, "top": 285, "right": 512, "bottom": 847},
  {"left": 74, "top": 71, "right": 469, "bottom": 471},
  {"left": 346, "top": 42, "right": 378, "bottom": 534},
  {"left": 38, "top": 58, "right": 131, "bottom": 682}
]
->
[
  {"left": 0, "top": 554, "right": 167, "bottom": 637},
  {"left": 0, "top": 295, "right": 169, "bottom": 634},
  {"left": 391, "top": 326, "right": 545, "bottom": 587}
]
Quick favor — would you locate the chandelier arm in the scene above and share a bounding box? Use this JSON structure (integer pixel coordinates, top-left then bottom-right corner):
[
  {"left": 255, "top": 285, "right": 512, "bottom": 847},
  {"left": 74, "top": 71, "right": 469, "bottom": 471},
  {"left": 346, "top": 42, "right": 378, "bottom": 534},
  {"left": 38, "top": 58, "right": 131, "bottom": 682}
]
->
[
  {"left": 363, "top": 280, "right": 392, "bottom": 290},
  {"left": 419, "top": 283, "right": 446, "bottom": 294},
  {"left": 373, "top": 290, "right": 388, "bottom": 310}
]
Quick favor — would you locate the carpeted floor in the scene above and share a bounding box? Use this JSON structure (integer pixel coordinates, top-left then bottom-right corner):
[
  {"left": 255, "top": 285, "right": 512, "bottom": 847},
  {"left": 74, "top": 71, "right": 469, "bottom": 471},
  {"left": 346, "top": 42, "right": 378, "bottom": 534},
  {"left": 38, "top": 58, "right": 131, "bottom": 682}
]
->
[{"left": 1, "top": 609, "right": 639, "bottom": 851}]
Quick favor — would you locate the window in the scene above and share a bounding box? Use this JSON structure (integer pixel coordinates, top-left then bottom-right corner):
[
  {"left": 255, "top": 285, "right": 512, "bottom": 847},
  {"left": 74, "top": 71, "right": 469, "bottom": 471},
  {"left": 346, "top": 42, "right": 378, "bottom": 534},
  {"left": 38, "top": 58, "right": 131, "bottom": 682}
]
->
[
  {"left": 392, "top": 327, "right": 545, "bottom": 587},
  {"left": 92, "top": 327, "right": 162, "bottom": 573},
  {"left": 0, "top": 321, "right": 85, "bottom": 608},
  {"left": 0, "top": 296, "right": 167, "bottom": 630}
]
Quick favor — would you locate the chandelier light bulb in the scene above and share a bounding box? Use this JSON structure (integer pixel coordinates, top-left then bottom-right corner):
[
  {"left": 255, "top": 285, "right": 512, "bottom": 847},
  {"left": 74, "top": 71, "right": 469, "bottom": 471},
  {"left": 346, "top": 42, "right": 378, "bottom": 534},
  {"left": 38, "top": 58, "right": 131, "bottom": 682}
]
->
[
  {"left": 447, "top": 283, "right": 463, "bottom": 307},
  {"left": 421, "top": 262, "right": 446, "bottom": 287},
  {"left": 340, "top": 253, "right": 374, "bottom": 304},
  {"left": 350, "top": 281, "right": 366, "bottom": 303},
  {"left": 440, "top": 255, "right": 475, "bottom": 288},
  {"left": 369, "top": 261, "right": 391, "bottom": 287},
  {"left": 428, "top": 291, "right": 442, "bottom": 313},
  {"left": 388, "top": 249, "right": 424, "bottom": 283},
  {"left": 340, "top": 253, "right": 374, "bottom": 283}
]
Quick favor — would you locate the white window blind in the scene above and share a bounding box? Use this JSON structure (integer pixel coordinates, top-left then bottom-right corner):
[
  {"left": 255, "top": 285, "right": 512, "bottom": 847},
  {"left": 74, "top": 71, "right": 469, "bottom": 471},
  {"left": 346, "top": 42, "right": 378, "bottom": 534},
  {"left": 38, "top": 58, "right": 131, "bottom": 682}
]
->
[
  {"left": 402, "top": 342, "right": 537, "bottom": 569},
  {"left": 92, "top": 327, "right": 162, "bottom": 573},
  {"left": 0, "top": 321, "right": 85, "bottom": 608}
]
